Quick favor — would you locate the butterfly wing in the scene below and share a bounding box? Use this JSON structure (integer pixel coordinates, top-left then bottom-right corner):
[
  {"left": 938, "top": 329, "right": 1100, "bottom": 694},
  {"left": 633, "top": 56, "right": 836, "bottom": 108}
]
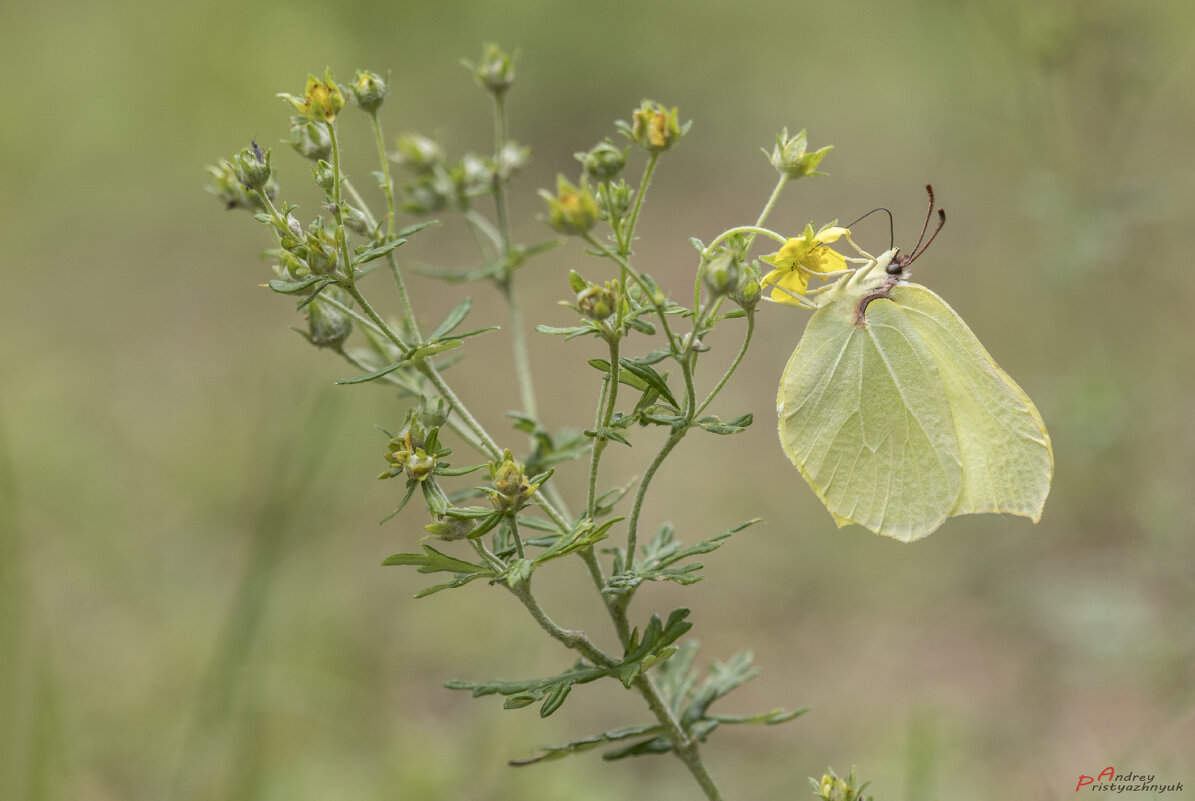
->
[
  {"left": 778, "top": 296, "right": 964, "bottom": 542},
  {"left": 891, "top": 284, "right": 1053, "bottom": 521}
]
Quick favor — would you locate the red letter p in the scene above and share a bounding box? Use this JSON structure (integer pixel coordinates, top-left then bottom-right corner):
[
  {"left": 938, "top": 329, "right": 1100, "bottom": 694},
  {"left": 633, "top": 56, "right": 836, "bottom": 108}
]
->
[{"left": 1075, "top": 775, "right": 1094, "bottom": 791}]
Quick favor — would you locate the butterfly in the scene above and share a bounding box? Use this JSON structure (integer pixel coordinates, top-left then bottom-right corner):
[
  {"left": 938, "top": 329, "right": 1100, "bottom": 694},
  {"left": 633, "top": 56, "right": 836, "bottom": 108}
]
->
[{"left": 774, "top": 186, "right": 1053, "bottom": 541}]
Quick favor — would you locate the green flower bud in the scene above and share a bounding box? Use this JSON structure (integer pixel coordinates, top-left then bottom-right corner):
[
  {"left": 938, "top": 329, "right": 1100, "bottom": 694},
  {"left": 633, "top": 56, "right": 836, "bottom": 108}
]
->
[
  {"left": 400, "top": 174, "right": 451, "bottom": 215},
  {"left": 811, "top": 767, "right": 870, "bottom": 801},
  {"left": 391, "top": 134, "right": 444, "bottom": 176},
  {"left": 312, "top": 159, "right": 336, "bottom": 194},
  {"left": 539, "top": 175, "right": 598, "bottom": 235},
  {"left": 417, "top": 396, "right": 450, "bottom": 429},
  {"left": 576, "top": 139, "right": 628, "bottom": 181},
  {"left": 232, "top": 143, "right": 272, "bottom": 191},
  {"left": 288, "top": 117, "right": 332, "bottom": 161},
  {"left": 304, "top": 217, "right": 339, "bottom": 275},
  {"left": 469, "top": 43, "right": 516, "bottom": 97},
  {"left": 350, "top": 69, "right": 387, "bottom": 113},
  {"left": 340, "top": 203, "right": 372, "bottom": 235},
  {"left": 622, "top": 100, "right": 688, "bottom": 153},
  {"left": 489, "top": 450, "right": 538, "bottom": 512},
  {"left": 731, "top": 261, "right": 762, "bottom": 311},
  {"left": 597, "top": 180, "right": 635, "bottom": 222},
  {"left": 495, "top": 140, "right": 531, "bottom": 181},
  {"left": 577, "top": 283, "right": 616, "bottom": 320},
  {"left": 404, "top": 448, "right": 437, "bottom": 481},
  {"left": 205, "top": 160, "right": 267, "bottom": 211},
  {"left": 455, "top": 152, "right": 495, "bottom": 199},
  {"left": 424, "top": 514, "right": 475, "bottom": 541},
  {"left": 277, "top": 69, "right": 345, "bottom": 123},
  {"left": 767, "top": 127, "right": 833, "bottom": 179},
  {"left": 305, "top": 296, "right": 352, "bottom": 349},
  {"left": 702, "top": 251, "right": 740, "bottom": 298}
]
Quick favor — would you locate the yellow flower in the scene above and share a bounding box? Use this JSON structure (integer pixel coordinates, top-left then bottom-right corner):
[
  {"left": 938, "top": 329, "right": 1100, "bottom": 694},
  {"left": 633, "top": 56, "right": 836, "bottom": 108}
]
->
[
  {"left": 760, "top": 224, "right": 850, "bottom": 305},
  {"left": 278, "top": 69, "right": 346, "bottom": 123}
]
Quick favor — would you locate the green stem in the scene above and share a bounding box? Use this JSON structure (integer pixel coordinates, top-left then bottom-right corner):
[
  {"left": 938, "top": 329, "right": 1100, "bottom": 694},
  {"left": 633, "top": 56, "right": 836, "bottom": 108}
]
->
[
  {"left": 507, "top": 515, "right": 526, "bottom": 559},
  {"left": 342, "top": 178, "right": 379, "bottom": 233},
  {"left": 418, "top": 364, "right": 502, "bottom": 460},
  {"left": 325, "top": 123, "right": 356, "bottom": 280},
  {"left": 625, "top": 428, "right": 686, "bottom": 570},
  {"left": 341, "top": 283, "right": 410, "bottom": 352},
  {"left": 490, "top": 94, "right": 512, "bottom": 250},
  {"left": 586, "top": 336, "right": 621, "bottom": 517},
  {"left": 696, "top": 309, "right": 754, "bottom": 416},
  {"left": 501, "top": 278, "right": 539, "bottom": 421},
  {"left": 508, "top": 583, "right": 617, "bottom": 668},
  {"left": 369, "top": 111, "right": 397, "bottom": 237},
  {"left": 621, "top": 152, "right": 659, "bottom": 256},
  {"left": 583, "top": 233, "right": 679, "bottom": 353},
  {"left": 633, "top": 675, "right": 724, "bottom": 801},
  {"left": 747, "top": 173, "right": 790, "bottom": 248}
]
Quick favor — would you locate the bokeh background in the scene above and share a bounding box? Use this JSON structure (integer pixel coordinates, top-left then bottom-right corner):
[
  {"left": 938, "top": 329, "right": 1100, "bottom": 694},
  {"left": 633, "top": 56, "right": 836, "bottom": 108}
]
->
[{"left": 3, "top": 0, "right": 1193, "bottom": 798}]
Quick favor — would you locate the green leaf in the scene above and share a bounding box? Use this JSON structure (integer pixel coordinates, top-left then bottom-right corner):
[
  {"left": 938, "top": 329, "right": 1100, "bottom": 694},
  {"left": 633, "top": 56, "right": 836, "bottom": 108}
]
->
[
  {"left": 350, "top": 235, "right": 407, "bottom": 268},
  {"left": 539, "top": 682, "right": 572, "bottom": 718},
  {"left": 619, "top": 358, "right": 678, "bottom": 408},
  {"left": 694, "top": 413, "right": 753, "bottom": 435},
  {"left": 393, "top": 220, "right": 441, "bottom": 238},
  {"left": 413, "top": 571, "right": 492, "bottom": 598},
  {"left": 382, "top": 544, "right": 492, "bottom": 575},
  {"left": 336, "top": 357, "right": 412, "bottom": 385},
  {"left": 268, "top": 275, "right": 328, "bottom": 294},
  {"left": 535, "top": 323, "right": 594, "bottom": 338},
  {"left": 429, "top": 297, "right": 473, "bottom": 341},
  {"left": 509, "top": 724, "right": 664, "bottom": 766},
  {"left": 535, "top": 517, "right": 621, "bottom": 565}
]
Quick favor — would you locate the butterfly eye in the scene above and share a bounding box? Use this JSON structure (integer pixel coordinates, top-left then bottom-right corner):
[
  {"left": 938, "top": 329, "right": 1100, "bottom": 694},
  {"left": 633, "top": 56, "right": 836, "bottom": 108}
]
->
[{"left": 885, "top": 256, "right": 905, "bottom": 276}]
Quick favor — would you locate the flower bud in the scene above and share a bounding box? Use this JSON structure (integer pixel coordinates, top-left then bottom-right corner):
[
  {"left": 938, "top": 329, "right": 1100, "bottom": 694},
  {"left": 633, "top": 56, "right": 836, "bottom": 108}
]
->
[
  {"left": 495, "top": 140, "right": 531, "bottom": 181},
  {"left": 339, "top": 203, "right": 372, "bottom": 235},
  {"left": 623, "top": 100, "right": 687, "bottom": 153},
  {"left": 288, "top": 117, "right": 332, "bottom": 161},
  {"left": 767, "top": 127, "right": 833, "bottom": 179},
  {"left": 567, "top": 270, "right": 588, "bottom": 294},
  {"left": 277, "top": 69, "right": 345, "bottom": 123},
  {"left": 305, "top": 296, "right": 352, "bottom": 349},
  {"left": 702, "top": 251, "right": 740, "bottom": 298},
  {"left": 577, "top": 283, "right": 616, "bottom": 320},
  {"left": 539, "top": 175, "right": 598, "bottom": 235},
  {"left": 417, "top": 396, "right": 450, "bottom": 429},
  {"left": 404, "top": 448, "right": 437, "bottom": 481},
  {"left": 304, "top": 217, "right": 339, "bottom": 275},
  {"left": 350, "top": 69, "right": 387, "bottom": 113},
  {"left": 489, "top": 450, "right": 538, "bottom": 512},
  {"left": 205, "top": 160, "right": 260, "bottom": 211},
  {"left": 576, "top": 139, "right": 627, "bottom": 181},
  {"left": 312, "top": 160, "right": 337, "bottom": 194},
  {"left": 469, "top": 43, "right": 515, "bottom": 97},
  {"left": 391, "top": 134, "right": 444, "bottom": 175},
  {"left": 232, "top": 143, "right": 272, "bottom": 191},
  {"left": 597, "top": 180, "right": 635, "bottom": 222},
  {"left": 424, "top": 514, "right": 475, "bottom": 541},
  {"left": 731, "top": 261, "right": 762, "bottom": 310}
]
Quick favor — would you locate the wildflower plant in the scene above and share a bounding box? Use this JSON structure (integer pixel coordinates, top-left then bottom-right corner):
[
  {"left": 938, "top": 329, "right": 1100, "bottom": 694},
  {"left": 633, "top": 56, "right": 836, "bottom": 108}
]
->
[{"left": 207, "top": 46, "right": 876, "bottom": 800}]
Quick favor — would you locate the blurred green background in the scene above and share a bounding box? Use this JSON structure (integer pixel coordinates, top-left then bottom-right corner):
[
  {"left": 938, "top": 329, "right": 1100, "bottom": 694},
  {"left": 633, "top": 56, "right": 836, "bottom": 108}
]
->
[{"left": 3, "top": 0, "right": 1193, "bottom": 798}]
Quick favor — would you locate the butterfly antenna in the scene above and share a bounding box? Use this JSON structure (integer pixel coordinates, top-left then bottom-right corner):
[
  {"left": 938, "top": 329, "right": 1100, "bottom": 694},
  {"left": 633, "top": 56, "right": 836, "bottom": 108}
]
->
[
  {"left": 906, "top": 208, "right": 946, "bottom": 266},
  {"left": 844, "top": 207, "right": 895, "bottom": 248},
  {"left": 907, "top": 183, "right": 937, "bottom": 257}
]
